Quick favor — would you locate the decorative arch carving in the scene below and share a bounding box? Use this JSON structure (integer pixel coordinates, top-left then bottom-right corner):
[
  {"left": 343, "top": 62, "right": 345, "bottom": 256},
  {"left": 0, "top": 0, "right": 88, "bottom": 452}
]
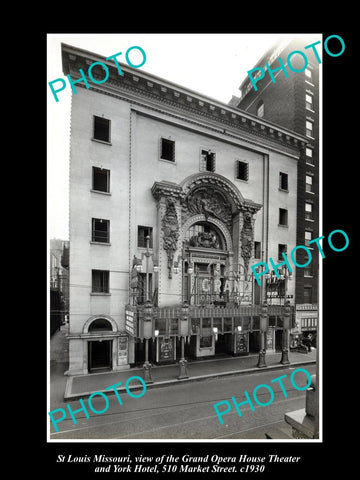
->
[
  {"left": 83, "top": 315, "right": 118, "bottom": 333},
  {"left": 181, "top": 214, "right": 233, "bottom": 252},
  {"left": 180, "top": 172, "right": 245, "bottom": 211}
]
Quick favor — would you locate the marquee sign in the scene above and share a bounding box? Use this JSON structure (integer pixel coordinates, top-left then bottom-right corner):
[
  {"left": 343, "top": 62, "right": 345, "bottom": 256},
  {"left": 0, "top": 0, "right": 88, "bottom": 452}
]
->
[{"left": 125, "top": 305, "right": 137, "bottom": 337}]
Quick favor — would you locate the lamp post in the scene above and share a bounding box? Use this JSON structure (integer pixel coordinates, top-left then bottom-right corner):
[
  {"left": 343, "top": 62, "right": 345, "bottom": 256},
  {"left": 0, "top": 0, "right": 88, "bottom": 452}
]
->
[
  {"left": 142, "top": 299, "right": 154, "bottom": 384},
  {"left": 134, "top": 235, "right": 159, "bottom": 384},
  {"left": 178, "top": 301, "right": 190, "bottom": 379},
  {"left": 280, "top": 300, "right": 291, "bottom": 365},
  {"left": 280, "top": 265, "right": 292, "bottom": 365},
  {"left": 257, "top": 302, "right": 268, "bottom": 368}
]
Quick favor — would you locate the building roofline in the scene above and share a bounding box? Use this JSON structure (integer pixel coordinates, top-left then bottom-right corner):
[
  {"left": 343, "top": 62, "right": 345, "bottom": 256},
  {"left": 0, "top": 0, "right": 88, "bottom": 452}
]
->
[{"left": 61, "top": 43, "right": 308, "bottom": 147}]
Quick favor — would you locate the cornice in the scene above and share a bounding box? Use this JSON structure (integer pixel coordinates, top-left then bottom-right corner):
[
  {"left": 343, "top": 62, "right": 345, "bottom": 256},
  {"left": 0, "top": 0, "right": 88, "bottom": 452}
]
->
[{"left": 62, "top": 44, "right": 308, "bottom": 153}]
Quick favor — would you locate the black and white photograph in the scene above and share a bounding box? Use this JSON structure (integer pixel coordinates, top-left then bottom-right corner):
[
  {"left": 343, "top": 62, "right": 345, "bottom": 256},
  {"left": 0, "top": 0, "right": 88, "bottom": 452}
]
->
[{"left": 46, "top": 30, "right": 353, "bottom": 476}]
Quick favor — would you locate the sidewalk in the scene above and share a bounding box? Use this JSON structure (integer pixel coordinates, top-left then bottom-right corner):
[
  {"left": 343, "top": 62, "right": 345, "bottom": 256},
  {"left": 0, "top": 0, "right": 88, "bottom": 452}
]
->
[
  {"left": 63, "top": 349, "right": 316, "bottom": 401},
  {"left": 50, "top": 325, "right": 316, "bottom": 401}
]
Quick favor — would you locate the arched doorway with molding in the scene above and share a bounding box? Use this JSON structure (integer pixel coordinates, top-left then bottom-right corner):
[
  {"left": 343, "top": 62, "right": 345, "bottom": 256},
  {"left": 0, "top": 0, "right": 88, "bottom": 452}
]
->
[
  {"left": 85, "top": 316, "right": 117, "bottom": 373},
  {"left": 182, "top": 218, "right": 230, "bottom": 306}
]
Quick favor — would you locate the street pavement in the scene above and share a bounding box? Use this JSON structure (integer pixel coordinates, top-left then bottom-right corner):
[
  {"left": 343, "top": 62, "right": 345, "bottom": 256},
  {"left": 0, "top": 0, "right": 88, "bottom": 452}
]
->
[
  {"left": 50, "top": 324, "right": 316, "bottom": 404},
  {"left": 49, "top": 326, "right": 316, "bottom": 440}
]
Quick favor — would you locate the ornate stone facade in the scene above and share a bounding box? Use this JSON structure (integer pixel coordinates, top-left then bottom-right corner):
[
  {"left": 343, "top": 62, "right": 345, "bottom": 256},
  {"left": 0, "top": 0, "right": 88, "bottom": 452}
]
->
[
  {"left": 152, "top": 172, "right": 262, "bottom": 285},
  {"left": 161, "top": 198, "right": 180, "bottom": 279},
  {"left": 182, "top": 186, "right": 232, "bottom": 230},
  {"left": 241, "top": 210, "right": 255, "bottom": 274}
]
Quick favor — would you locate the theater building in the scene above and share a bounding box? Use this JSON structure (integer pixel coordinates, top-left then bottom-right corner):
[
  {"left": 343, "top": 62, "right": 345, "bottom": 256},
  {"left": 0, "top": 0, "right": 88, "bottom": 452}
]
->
[{"left": 62, "top": 43, "right": 308, "bottom": 376}]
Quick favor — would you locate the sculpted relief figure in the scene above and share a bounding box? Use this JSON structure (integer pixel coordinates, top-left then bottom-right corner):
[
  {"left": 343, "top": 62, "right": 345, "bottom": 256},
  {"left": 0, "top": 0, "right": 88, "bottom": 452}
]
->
[
  {"left": 189, "top": 231, "right": 220, "bottom": 249},
  {"left": 241, "top": 211, "right": 254, "bottom": 273},
  {"left": 161, "top": 197, "right": 180, "bottom": 278},
  {"left": 184, "top": 188, "right": 232, "bottom": 228}
]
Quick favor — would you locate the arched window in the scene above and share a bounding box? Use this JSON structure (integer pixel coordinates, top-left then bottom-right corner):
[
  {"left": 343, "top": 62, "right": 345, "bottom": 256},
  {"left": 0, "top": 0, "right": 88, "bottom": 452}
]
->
[
  {"left": 185, "top": 222, "right": 225, "bottom": 250},
  {"left": 89, "top": 318, "right": 113, "bottom": 331},
  {"left": 257, "top": 101, "right": 264, "bottom": 118}
]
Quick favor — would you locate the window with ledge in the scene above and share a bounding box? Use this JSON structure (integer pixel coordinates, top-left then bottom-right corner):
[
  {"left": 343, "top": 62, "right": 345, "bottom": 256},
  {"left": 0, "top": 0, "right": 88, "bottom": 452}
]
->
[
  {"left": 306, "top": 175, "right": 314, "bottom": 193},
  {"left": 305, "top": 230, "right": 312, "bottom": 246},
  {"left": 305, "top": 202, "right": 313, "bottom": 220},
  {"left": 304, "top": 266, "right": 313, "bottom": 278},
  {"left": 306, "top": 93, "right": 313, "bottom": 110},
  {"left": 92, "top": 167, "right": 110, "bottom": 193},
  {"left": 93, "top": 116, "right": 111, "bottom": 143},
  {"left": 92, "top": 218, "right": 110, "bottom": 243},
  {"left": 306, "top": 147, "right": 314, "bottom": 165},
  {"left": 279, "top": 172, "right": 288, "bottom": 191},
  {"left": 278, "top": 244, "right": 287, "bottom": 260},
  {"left": 160, "top": 138, "right": 175, "bottom": 162},
  {"left": 138, "top": 226, "right": 153, "bottom": 248},
  {"left": 306, "top": 120, "right": 314, "bottom": 138},
  {"left": 236, "top": 160, "right": 249, "bottom": 181},
  {"left": 92, "top": 270, "right": 109, "bottom": 293},
  {"left": 254, "top": 241, "right": 261, "bottom": 259},
  {"left": 279, "top": 208, "right": 288, "bottom": 226},
  {"left": 200, "top": 149, "right": 216, "bottom": 172}
]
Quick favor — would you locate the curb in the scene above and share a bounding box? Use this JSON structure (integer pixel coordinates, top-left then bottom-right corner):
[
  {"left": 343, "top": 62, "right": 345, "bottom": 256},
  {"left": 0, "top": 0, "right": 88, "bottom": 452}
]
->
[{"left": 64, "top": 359, "right": 316, "bottom": 401}]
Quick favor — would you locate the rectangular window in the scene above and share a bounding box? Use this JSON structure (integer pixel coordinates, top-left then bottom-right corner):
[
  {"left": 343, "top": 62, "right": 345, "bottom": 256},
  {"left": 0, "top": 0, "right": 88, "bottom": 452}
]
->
[
  {"left": 154, "top": 316, "right": 166, "bottom": 334},
  {"left": 304, "top": 267, "right": 313, "bottom": 278},
  {"left": 304, "top": 286, "right": 313, "bottom": 304},
  {"left": 92, "top": 167, "right": 110, "bottom": 192},
  {"left": 160, "top": 138, "right": 175, "bottom": 162},
  {"left": 170, "top": 318, "right": 179, "bottom": 335},
  {"left": 306, "top": 175, "right": 313, "bottom": 193},
  {"left": 278, "top": 244, "right": 287, "bottom": 260},
  {"left": 138, "top": 226, "right": 153, "bottom": 248},
  {"left": 92, "top": 218, "right": 110, "bottom": 243},
  {"left": 254, "top": 241, "right": 261, "bottom": 259},
  {"left": 93, "top": 116, "right": 111, "bottom": 142},
  {"left": 236, "top": 160, "right": 249, "bottom": 181},
  {"left": 279, "top": 208, "right": 288, "bottom": 226},
  {"left": 305, "top": 202, "right": 313, "bottom": 220},
  {"left": 201, "top": 150, "right": 216, "bottom": 172},
  {"left": 92, "top": 270, "right": 109, "bottom": 293},
  {"left": 305, "top": 94, "right": 313, "bottom": 110},
  {"left": 279, "top": 172, "right": 288, "bottom": 191},
  {"left": 306, "top": 120, "right": 314, "bottom": 137},
  {"left": 305, "top": 230, "right": 312, "bottom": 246},
  {"left": 305, "top": 68, "right": 312, "bottom": 79},
  {"left": 306, "top": 148, "right": 314, "bottom": 165},
  {"left": 200, "top": 335, "right": 212, "bottom": 348}
]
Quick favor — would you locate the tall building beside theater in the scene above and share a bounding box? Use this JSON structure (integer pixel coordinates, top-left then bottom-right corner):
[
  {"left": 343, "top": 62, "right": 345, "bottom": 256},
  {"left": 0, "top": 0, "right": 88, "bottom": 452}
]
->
[
  {"left": 232, "top": 37, "right": 320, "bottom": 343},
  {"left": 62, "top": 42, "right": 308, "bottom": 376}
]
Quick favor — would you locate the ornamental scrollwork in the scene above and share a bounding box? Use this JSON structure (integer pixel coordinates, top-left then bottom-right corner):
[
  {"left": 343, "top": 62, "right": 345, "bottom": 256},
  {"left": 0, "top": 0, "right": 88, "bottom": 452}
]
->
[
  {"left": 161, "top": 197, "right": 180, "bottom": 278},
  {"left": 182, "top": 187, "right": 232, "bottom": 229},
  {"left": 189, "top": 231, "right": 220, "bottom": 249},
  {"left": 241, "top": 210, "right": 254, "bottom": 274}
]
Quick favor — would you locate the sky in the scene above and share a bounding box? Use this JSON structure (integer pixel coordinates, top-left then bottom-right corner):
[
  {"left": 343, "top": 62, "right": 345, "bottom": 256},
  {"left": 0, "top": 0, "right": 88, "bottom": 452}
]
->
[{"left": 47, "top": 33, "right": 320, "bottom": 241}]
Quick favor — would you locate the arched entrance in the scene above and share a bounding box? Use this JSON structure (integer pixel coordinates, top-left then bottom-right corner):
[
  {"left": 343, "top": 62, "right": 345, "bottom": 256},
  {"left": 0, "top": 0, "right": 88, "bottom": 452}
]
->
[
  {"left": 86, "top": 317, "right": 114, "bottom": 373},
  {"left": 150, "top": 172, "right": 263, "bottom": 362},
  {"left": 182, "top": 219, "right": 229, "bottom": 306}
]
